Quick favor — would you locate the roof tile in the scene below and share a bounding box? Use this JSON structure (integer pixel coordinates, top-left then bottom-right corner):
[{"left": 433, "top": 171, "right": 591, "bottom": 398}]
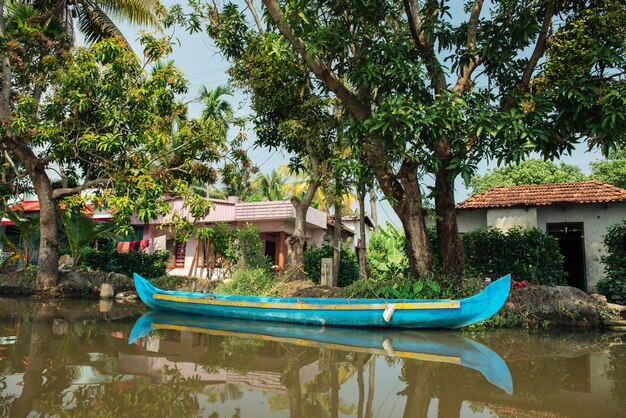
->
[{"left": 457, "top": 181, "right": 626, "bottom": 209}]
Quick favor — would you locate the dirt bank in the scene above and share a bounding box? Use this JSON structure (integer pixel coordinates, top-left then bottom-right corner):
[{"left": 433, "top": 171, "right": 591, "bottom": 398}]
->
[{"left": 0, "top": 267, "right": 134, "bottom": 298}]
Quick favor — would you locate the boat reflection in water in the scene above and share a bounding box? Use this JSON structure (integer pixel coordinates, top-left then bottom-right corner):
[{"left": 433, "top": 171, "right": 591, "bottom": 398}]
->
[
  {"left": 2, "top": 298, "right": 625, "bottom": 417},
  {"left": 130, "top": 311, "right": 513, "bottom": 394}
]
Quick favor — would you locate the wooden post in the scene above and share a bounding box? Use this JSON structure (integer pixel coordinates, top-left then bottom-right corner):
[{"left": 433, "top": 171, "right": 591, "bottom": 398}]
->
[{"left": 277, "top": 232, "right": 286, "bottom": 269}]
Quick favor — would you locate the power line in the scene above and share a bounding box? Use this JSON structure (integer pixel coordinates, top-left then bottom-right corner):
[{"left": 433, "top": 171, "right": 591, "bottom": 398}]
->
[{"left": 379, "top": 201, "right": 400, "bottom": 229}]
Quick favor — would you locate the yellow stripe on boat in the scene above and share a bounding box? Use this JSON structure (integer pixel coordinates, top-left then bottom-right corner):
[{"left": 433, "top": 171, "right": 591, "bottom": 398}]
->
[
  {"left": 152, "top": 293, "right": 461, "bottom": 310},
  {"left": 152, "top": 323, "right": 461, "bottom": 365}
]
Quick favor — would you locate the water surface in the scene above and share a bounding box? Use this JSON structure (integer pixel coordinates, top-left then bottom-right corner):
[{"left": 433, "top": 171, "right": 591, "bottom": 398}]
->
[{"left": 0, "top": 298, "right": 624, "bottom": 417}]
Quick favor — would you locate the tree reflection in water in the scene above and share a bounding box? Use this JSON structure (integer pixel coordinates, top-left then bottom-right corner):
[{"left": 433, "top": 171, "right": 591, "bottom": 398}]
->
[{"left": 1, "top": 299, "right": 626, "bottom": 418}]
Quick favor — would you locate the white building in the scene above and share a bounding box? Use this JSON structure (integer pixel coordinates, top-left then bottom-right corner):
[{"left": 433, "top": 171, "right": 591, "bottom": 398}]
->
[{"left": 456, "top": 181, "right": 626, "bottom": 292}]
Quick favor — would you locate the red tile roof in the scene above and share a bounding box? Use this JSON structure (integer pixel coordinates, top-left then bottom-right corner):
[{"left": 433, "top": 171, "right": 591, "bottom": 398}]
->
[
  {"left": 457, "top": 181, "right": 626, "bottom": 209},
  {"left": 10, "top": 201, "right": 40, "bottom": 212}
]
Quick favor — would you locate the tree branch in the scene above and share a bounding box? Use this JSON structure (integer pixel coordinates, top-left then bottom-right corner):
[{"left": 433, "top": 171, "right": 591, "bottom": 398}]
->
[
  {"left": 0, "top": 1, "right": 12, "bottom": 119},
  {"left": 401, "top": 0, "right": 447, "bottom": 94},
  {"left": 261, "top": 0, "right": 369, "bottom": 120},
  {"left": 52, "top": 178, "right": 109, "bottom": 200},
  {"left": 521, "top": 0, "right": 554, "bottom": 88},
  {"left": 453, "top": 0, "right": 484, "bottom": 93},
  {"left": 243, "top": 0, "right": 264, "bottom": 34}
]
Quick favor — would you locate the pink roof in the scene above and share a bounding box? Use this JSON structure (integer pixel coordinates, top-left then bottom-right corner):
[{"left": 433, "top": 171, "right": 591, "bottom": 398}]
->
[{"left": 131, "top": 198, "right": 327, "bottom": 229}]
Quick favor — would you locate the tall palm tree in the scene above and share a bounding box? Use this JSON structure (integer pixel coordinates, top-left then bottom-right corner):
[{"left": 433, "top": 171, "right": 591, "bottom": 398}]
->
[
  {"left": 252, "top": 167, "right": 290, "bottom": 201},
  {"left": 30, "top": 0, "right": 166, "bottom": 47},
  {"left": 198, "top": 84, "right": 234, "bottom": 138}
]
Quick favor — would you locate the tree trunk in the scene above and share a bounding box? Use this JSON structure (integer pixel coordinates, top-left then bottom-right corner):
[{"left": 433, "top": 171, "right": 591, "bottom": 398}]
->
[
  {"left": 286, "top": 143, "right": 320, "bottom": 281},
  {"left": 365, "top": 358, "right": 375, "bottom": 418},
  {"left": 6, "top": 136, "right": 60, "bottom": 288},
  {"left": 286, "top": 200, "right": 307, "bottom": 277},
  {"left": 32, "top": 167, "right": 60, "bottom": 288},
  {"left": 330, "top": 351, "right": 339, "bottom": 418},
  {"left": 400, "top": 362, "right": 434, "bottom": 418},
  {"left": 281, "top": 347, "right": 303, "bottom": 418},
  {"left": 369, "top": 187, "right": 379, "bottom": 233},
  {"left": 357, "top": 186, "right": 368, "bottom": 279},
  {"left": 434, "top": 157, "right": 464, "bottom": 278},
  {"left": 332, "top": 195, "right": 342, "bottom": 287},
  {"left": 374, "top": 161, "right": 432, "bottom": 279},
  {"left": 11, "top": 305, "right": 53, "bottom": 418}
]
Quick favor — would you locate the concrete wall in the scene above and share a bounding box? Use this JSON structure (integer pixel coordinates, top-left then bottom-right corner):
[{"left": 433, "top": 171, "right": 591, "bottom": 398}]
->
[
  {"left": 456, "top": 209, "right": 488, "bottom": 233},
  {"left": 487, "top": 207, "right": 538, "bottom": 232},
  {"left": 537, "top": 202, "right": 626, "bottom": 291}
]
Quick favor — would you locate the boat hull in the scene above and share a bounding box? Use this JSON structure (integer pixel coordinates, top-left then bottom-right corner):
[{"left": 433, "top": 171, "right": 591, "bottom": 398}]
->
[{"left": 133, "top": 273, "right": 510, "bottom": 329}]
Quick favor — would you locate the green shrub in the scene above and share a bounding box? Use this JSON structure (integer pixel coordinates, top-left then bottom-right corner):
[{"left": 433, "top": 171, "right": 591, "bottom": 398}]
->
[
  {"left": 19, "top": 266, "right": 37, "bottom": 287},
  {"left": 150, "top": 275, "right": 188, "bottom": 290},
  {"left": 343, "top": 274, "right": 482, "bottom": 300},
  {"left": 367, "top": 224, "right": 410, "bottom": 282},
  {"left": 462, "top": 227, "right": 566, "bottom": 285},
  {"left": 237, "top": 224, "right": 270, "bottom": 269},
  {"left": 214, "top": 267, "right": 277, "bottom": 296},
  {"left": 597, "top": 219, "right": 626, "bottom": 304},
  {"left": 303, "top": 244, "right": 360, "bottom": 287},
  {"left": 77, "top": 248, "right": 170, "bottom": 279},
  {"left": 207, "top": 222, "right": 239, "bottom": 266}
]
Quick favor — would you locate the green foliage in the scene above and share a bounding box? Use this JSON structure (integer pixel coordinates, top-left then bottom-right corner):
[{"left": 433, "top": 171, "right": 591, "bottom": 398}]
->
[
  {"left": 39, "top": 367, "right": 203, "bottom": 418},
  {"left": 204, "top": 222, "right": 239, "bottom": 266},
  {"left": 344, "top": 274, "right": 483, "bottom": 301},
  {"left": 366, "top": 223, "right": 410, "bottom": 282},
  {"left": 77, "top": 249, "right": 170, "bottom": 279},
  {"left": 0, "top": 210, "right": 39, "bottom": 268},
  {"left": 467, "top": 159, "right": 588, "bottom": 195},
  {"left": 590, "top": 146, "right": 626, "bottom": 189},
  {"left": 597, "top": 219, "right": 626, "bottom": 304},
  {"left": 237, "top": 224, "right": 269, "bottom": 269},
  {"left": 214, "top": 267, "right": 277, "bottom": 296},
  {"left": 463, "top": 228, "right": 566, "bottom": 285},
  {"left": 18, "top": 266, "right": 37, "bottom": 287},
  {"left": 303, "top": 244, "right": 360, "bottom": 287},
  {"left": 60, "top": 213, "right": 116, "bottom": 264},
  {"left": 149, "top": 275, "right": 189, "bottom": 291},
  {"left": 368, "top": 224, "right": 565, "bottom": 285}
]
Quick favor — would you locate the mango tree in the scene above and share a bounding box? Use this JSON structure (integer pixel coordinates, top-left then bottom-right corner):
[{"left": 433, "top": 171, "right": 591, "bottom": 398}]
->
[
  {"left": 254, "top": 0, "right": 626, "bottom": 281},
  {"left": 1, "top": 7, "right": 244, "bottom": 287}
]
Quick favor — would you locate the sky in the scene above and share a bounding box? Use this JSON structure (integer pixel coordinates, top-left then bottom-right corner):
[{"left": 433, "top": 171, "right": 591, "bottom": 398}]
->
[{"left": 113, "top": 0, "right": 603, "bottom": 228}]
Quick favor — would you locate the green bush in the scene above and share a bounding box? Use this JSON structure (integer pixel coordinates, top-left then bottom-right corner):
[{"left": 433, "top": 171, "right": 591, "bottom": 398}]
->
[
  {"left": 371, "top": 224, "right": 565, "bottom": 285},
  {"left": 214, "top": 267, "right": 277, "bottom": 296},
  {"left": 462, "top": 227, "right": 566, "bottom": 285},
  {"left": 303, "top": 244, "right": 360, "bottom": 287},
  {"left": 367, "top": 224, "right": 410, "bottom": 282},
  {"left": 343, "top": 274, "right": 482, "bottom": 300},
  {"left": 150, "top": 275, "right": 188, "bottom": 290},
  {"left": 597, "top": 219, "right": 626, "bottom": 304},
  {"left": 77, "top": 248, "right": 170, "bottom": 279},
  {"left": 237, "top": 224, "right": 270, "bottom": 269}
]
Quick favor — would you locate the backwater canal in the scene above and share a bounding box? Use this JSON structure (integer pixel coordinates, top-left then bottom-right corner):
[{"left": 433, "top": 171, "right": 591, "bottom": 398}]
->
[{"left": 0, "top": 298, "right": 624, "bottom": 418}]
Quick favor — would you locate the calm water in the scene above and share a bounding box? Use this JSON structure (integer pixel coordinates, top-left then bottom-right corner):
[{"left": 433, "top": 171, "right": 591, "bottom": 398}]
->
[{"left": 0, "top": 298, "right": 625, "bottom": 418}]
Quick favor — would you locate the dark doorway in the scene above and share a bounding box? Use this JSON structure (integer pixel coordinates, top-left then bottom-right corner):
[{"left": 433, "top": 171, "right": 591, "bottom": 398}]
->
[
  {"left": 265, "top": 240, "right": 276, "bottom": 265},
  {"left": 547, "top": 222, "right": 586, "bottom": 291}
]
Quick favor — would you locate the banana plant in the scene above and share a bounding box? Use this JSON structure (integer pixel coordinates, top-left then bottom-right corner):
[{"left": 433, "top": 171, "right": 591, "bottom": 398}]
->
[
  {"left": 0, "top": 210, "right": 40, "bottom": 268},
  {"left": 61, "top": 213, "right": 116, "bottom": 265}
]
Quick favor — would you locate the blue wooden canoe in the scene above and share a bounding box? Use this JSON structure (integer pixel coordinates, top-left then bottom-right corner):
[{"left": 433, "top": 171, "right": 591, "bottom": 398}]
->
[
  {"left": 134, "top": 273, "right": 510, "bottom": 328},
  {"left": 129, "top": 311, "right": 513, "bottom": 394}
]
